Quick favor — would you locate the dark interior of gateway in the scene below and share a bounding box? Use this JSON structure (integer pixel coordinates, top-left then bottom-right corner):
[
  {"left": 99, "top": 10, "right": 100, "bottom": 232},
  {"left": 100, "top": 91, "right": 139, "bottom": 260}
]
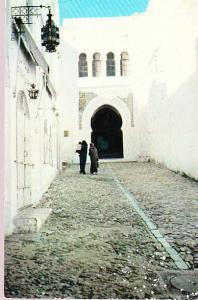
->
[{"left": 91, "top": 106, "right": 123, "bottom": 159}]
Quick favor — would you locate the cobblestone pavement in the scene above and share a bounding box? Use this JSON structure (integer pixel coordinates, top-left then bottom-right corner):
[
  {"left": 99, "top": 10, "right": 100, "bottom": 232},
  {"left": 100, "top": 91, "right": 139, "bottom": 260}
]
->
[
  {"left": 4, "top": 162, "right": 198, "bottom": 299},
  {"left": 109, "top": 162, "right": 198, "bottom": 269}
]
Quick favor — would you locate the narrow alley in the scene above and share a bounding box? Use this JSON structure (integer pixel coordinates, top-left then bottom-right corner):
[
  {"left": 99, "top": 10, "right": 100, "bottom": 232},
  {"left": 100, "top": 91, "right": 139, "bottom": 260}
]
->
[{"left": 5, "top": 162, "right": 198, "bottom": 299}]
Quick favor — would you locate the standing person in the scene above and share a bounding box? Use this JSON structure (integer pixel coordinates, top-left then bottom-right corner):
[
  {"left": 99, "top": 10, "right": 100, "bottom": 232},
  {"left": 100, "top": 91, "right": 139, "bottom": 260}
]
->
[
  {"left": 76, "top": 141, "right": 82, "bottom": 173},
  {"left": 89, "top": 143, "right": 99, "bottom": 175},
  {"left": 78, "top": 140, "right": 88, "bottom": 174}
]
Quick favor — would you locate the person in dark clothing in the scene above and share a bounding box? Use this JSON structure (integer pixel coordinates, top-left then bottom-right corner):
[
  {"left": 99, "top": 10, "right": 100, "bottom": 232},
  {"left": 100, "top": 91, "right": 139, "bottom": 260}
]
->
[
  {"left": 77, "top": 140, "right": 87, "bottom": 174},
  {"left": 76, "top": 141, "right": 82, "bottom": 172},
  {"left": 89, "top": 143, "right": 99, "bottom": 175}
]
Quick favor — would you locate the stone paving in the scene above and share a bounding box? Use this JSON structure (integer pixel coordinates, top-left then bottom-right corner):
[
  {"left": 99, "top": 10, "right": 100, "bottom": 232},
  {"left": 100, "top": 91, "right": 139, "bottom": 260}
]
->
[
  {"left": 109, "top": 162, "right": 198, "bottom": 269},
  {"left": 4, "top": 162, "right": 198, "bottom": 299}
]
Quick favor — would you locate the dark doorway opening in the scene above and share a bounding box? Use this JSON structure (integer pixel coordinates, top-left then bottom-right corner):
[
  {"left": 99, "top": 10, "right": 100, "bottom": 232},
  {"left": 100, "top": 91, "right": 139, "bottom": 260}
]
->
[{"left": 91, "top": 105, "right": 123, "bottom": 159}]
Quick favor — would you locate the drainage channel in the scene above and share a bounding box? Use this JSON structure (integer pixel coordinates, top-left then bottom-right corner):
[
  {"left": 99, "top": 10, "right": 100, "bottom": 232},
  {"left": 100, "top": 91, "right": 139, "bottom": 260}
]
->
[{"left": 110, "top": 170, "right": 189, "bottom": 271}]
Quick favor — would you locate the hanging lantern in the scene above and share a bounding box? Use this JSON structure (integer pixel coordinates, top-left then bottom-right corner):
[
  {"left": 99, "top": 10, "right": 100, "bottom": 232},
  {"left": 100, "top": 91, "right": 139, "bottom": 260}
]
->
[
  {"left": 41, "top": 8, "right": 59, "bottom": 52},
  {"left": 28, "top": 84, "right": 39, "bottom": 99}
]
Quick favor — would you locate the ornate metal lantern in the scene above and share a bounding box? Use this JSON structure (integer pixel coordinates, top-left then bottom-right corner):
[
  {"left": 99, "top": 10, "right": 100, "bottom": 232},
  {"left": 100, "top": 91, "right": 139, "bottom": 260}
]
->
[
  {"left": 28, "top": 84, "right": 39, "bottom": 99},
  {"left": 41, "top": 8, "right": 59, "bottom": 52},
  {"left": 11, "top": 5, "right": 59, "bottom": 52}
]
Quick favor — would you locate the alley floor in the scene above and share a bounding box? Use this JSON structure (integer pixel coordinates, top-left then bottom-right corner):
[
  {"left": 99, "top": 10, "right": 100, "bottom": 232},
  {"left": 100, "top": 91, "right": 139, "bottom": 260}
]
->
[{"left": 4, "top": 162, "right": 198, "bottom": 299}]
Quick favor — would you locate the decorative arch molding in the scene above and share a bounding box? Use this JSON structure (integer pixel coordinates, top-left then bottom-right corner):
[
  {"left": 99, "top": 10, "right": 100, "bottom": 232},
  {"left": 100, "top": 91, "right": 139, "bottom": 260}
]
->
[
  {"left": 79, "top": 91, "right": 134, "bottom": 129},
  {"left": 81, "top": 95, "right": 131, "bottom": 132},
  {"left": 92, "top": 104, "right": 122, "bottom": 120}
]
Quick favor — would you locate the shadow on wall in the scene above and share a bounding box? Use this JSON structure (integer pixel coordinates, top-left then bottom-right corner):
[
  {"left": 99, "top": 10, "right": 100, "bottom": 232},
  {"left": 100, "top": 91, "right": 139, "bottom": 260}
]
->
[
  {"left": 138, "top": 80, "right": 167, "bottom": 159},
  {"left": 139, "top": 39, "right": 198, "bottom": 180}
]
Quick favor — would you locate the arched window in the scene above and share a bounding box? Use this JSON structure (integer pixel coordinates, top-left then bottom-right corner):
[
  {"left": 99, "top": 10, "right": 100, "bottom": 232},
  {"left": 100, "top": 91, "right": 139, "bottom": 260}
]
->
[
  {"left": 92, "top": 53, "right": 101, "bottom": 77},
  {"left": 78, "top": 53, "right": 88, "bottom": 77},
  {"left": 106, "top": 52, "right": 115, "bottom": 76},
  {"left": 120, "top": 52, "right": 130, "bottom": 76}
]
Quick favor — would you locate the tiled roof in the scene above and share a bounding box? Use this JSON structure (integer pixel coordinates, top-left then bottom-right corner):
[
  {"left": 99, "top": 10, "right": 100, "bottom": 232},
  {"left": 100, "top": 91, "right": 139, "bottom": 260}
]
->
[{"left": 59, "top": 0, "right": 149, "bottom": 24}]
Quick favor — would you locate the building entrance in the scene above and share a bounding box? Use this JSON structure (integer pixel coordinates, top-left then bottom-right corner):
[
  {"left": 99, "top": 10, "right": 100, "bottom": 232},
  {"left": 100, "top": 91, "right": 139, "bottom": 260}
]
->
[{"left": 91, "top": 105, "right": 123, "bottom": 159}]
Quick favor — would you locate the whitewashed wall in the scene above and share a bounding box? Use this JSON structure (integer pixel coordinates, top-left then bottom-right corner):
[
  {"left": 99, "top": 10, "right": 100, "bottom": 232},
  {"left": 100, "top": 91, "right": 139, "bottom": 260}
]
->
[
  {"left": 5, "top": 0, "right": 61, "bottom": 234},
  {"left": 59, "top": 35, "right": 79, "bottom": 164},
  {"left": 133, "top": 0, "right": 198, "bottom": 179}
]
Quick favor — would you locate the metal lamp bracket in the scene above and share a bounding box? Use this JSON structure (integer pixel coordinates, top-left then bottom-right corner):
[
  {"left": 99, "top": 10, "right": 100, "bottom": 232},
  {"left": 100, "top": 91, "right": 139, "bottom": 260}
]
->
[{"left": 11, "top": 5, "right": 51, "bottom": 24}]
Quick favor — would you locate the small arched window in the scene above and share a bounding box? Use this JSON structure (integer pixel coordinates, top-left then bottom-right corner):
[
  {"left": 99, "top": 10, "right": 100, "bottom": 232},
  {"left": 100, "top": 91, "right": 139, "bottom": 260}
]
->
[
  {"left": 106, "top": 52, "right": 115, "bottom": 76},
  {"left": 120, "top": 52, "right": 130, "bottom": 76},
  {"left": 92, "top": 53, "right": 101, "bottom": 77},
  {"left": 78, "top": 53, "right": 88, "bottom": 77}
]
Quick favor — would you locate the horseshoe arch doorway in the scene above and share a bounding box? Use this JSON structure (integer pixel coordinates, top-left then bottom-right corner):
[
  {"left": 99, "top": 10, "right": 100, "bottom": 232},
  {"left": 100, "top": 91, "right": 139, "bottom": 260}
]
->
[{"left": 91, "top": 105, "right": 123, "bottom": 159}]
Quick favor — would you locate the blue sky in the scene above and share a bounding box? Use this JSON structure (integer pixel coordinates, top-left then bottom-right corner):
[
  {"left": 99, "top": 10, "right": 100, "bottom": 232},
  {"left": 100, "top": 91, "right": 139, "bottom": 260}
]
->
[{"left": 59, "top": 0, "right": 149, "bottom": 24}]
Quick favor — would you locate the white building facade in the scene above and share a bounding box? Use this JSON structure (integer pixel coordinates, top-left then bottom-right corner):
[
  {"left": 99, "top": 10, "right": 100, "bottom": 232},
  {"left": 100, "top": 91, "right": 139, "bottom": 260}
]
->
[
  {"left": 60, "top": 0, "right": 198, "bottom": 179},
  {"left": 60, "top": 17, "right": 138, "bottom": 162},
  {"left": 5, "top": 0, "right": 61, "bottom": 235},
  {"left": 134, "top": 0, "right": 198, "bottom": 180}
]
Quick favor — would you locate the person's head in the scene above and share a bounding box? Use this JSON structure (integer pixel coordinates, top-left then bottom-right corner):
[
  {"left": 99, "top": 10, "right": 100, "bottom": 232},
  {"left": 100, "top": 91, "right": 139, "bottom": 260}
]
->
[
  {"left": 90, "top": 143, "right": 94, "bottom": 148},
  {"left": 78, "top": 141, "right": 82, "bottom": 144},
  {"left": 82, "top": 140, "right": 87, "bottom": 146}
]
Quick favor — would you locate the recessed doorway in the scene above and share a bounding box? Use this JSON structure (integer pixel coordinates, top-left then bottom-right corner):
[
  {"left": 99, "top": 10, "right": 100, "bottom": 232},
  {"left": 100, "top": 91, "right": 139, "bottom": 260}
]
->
[{"left": 91, "top": 105, "right": 123, "bottom": 159}]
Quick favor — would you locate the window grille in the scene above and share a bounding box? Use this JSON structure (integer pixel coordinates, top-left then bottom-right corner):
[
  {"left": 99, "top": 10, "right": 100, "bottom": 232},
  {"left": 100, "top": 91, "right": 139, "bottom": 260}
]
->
[
  {"left": 106, "top": 52, "right": 115, "bottom": 76},
  {"left": 78, "top": 53, "right": 88, "bottom": 77}
]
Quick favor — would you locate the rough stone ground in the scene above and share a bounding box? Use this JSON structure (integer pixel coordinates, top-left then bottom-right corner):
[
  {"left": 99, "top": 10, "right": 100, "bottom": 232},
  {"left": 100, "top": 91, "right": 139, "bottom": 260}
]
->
[
  {"left": 109, "top": 162, "right": 198, "bottom": 269},
  {"left": 4, "top": 162, "right": 198, "bottom": 299}
]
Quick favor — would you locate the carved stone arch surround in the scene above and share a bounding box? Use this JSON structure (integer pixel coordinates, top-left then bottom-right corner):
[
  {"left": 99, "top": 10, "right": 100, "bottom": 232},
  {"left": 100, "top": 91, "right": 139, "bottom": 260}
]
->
[
  {"left": 81, "top": 95, "right": 132, "bottom": 132},
  {"left": 79, "top": 92, "right": 134, "bottom": 129}
]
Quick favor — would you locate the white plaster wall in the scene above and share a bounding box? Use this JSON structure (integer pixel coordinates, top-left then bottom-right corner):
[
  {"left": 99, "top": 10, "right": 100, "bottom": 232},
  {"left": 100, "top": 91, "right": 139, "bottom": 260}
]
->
[
  {"left": 5, "top": 0, "right": 61, "bottom": 235},
  {"left": 62, "top": 16, "right": 134, "bottom": 87},
  {"left": 59, "top": 36, "right": 79, "bottom": 164},
  {"left": 5, "top": 29, "right": 37, "bottom": 234},
  {"left": 5, "top": 53, "right": 60, "bottom": 234},
  {"left": 30, "top": 86, "right": 60, "bottom": 205},
  {"left": 133, "top": 0, "right": 198, "bottom": 179}
]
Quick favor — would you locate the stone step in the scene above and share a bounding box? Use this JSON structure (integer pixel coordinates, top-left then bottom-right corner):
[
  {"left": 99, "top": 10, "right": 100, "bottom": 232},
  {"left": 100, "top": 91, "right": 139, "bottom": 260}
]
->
[{"left": 13, "top": 207, "right": 52, "bottom": 234}]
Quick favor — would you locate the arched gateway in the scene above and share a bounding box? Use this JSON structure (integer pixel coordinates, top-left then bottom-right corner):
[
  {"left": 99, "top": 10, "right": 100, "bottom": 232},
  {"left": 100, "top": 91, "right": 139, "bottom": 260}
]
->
[
  {"left": 81, "top": 95, "right": 132, "bottom": 161},
  {"left": 91, "top": 105, "right": 123, "bottom": 159}
]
